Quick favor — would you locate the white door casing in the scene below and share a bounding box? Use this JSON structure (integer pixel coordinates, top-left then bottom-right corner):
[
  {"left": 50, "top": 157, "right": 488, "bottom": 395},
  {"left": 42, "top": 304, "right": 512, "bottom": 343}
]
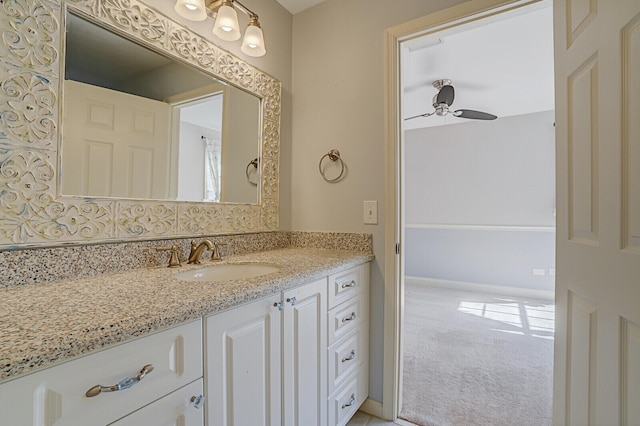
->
[
  {"left": 383, "top": 0, "right": 552, "bottom": 420},
  {"left": 553, "top": 0, "right": 640, "bottom": 424}
]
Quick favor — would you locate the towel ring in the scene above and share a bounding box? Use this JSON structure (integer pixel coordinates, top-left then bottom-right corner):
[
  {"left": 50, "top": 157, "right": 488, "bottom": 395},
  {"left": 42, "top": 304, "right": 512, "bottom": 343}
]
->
[
  {"left": 246, "top": 158, "right": 258, "bottom": 185},
  {"left": 319, "top": 149, "right": 345, "bottom": 182}
]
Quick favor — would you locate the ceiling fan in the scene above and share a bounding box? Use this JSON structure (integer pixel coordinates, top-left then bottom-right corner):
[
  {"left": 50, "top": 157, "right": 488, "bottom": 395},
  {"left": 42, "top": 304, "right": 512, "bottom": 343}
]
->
[{"left": 405, "top": 79, "right": 497, "bottom": 121}]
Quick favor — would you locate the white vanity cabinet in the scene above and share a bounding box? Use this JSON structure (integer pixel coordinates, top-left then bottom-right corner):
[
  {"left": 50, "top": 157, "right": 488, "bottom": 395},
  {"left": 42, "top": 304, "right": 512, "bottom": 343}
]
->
[
  {"left": 204, "top": 262, "right": 370, "bottom": 426},
  {"left": 327, "top": 264, "right": 370, "bottom": 426},
  {"left": 0, "top": 262, "right": 370, "bottom": 426},
  {"left": 204, "top": 278, "right": 327, "bottom": 426},
  {"left": 0, "top": 319, "right": 203, "bottom": 426},
  {"left": 204, "top": 293, "right": 283, "bottom": 426}
]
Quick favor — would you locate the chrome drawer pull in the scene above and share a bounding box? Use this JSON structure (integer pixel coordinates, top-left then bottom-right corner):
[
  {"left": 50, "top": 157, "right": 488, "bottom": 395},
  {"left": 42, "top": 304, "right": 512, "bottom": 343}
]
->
[
  {"left": 85, "top": 364, "right": 154, "bottom": 397},
  {"left": 342, "top": 393, "right": 356, "bottom": 409},
  {"left": 191, "top": 394, "right": 205, "bottom": 409},
  {"left": 342, "top": 312, "right": 356, "bottom": 322},
  {"left": 342, "top": 350, "right": 356, "bottom": 363},
  {"left": 341, "top": 280, "right": 356, "bottom": 289}
]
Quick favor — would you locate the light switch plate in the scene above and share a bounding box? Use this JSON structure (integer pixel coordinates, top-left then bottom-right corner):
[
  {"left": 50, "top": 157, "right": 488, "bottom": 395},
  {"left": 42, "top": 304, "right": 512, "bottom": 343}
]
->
[{"left": 363, "top": 201, "right": 378, "bottom": 224}]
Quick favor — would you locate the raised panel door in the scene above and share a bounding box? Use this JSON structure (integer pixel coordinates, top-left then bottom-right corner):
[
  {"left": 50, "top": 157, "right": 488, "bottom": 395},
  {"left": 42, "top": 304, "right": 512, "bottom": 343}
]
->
[
  {"left": 554, "top": 0, "right": 640, "bottom": 424},
  {"left": 282, "top": 278, "right": 328, "bottom": 426},
  {"left": 204, "top": 294, "right": 282, "bottom": 426}
]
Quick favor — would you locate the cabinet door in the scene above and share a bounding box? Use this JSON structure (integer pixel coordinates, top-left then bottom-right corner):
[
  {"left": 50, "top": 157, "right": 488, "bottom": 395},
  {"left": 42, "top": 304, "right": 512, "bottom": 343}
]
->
[
  {"left": 109, "top": 379, "right": 204, "bottom": 426},
  {"left": 205, "top": 294, "right": 282, "bottom": 426},
  {"left": 283, "top": 278, "right": 328, "bottom": 426}
]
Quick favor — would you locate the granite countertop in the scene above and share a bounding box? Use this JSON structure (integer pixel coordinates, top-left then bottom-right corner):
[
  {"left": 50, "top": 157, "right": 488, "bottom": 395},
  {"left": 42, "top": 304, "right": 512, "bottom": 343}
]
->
[{"left": 0, "top": 248, "right": 373, "bottom": 383}]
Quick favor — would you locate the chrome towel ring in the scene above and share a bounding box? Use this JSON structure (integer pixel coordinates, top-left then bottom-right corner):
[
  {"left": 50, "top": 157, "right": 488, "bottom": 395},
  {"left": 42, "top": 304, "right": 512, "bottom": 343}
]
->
[
  {"left": 246, "top": 158, "right": 258, "bottom": 185},
  {"left": 319, "top": 149, "right": 345, "bottom": 182}
]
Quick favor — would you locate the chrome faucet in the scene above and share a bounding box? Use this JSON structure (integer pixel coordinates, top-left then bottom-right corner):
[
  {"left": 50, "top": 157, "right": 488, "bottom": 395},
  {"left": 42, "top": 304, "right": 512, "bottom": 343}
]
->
[{"left": 187, "top": 240, "right": 213, "bottom": 264}]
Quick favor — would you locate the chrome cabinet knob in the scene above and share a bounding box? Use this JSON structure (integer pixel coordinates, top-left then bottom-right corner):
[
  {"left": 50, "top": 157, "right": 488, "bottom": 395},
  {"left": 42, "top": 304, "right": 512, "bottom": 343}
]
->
[{"left": 191, "top": 394, "right": 205, "bottom": 409}]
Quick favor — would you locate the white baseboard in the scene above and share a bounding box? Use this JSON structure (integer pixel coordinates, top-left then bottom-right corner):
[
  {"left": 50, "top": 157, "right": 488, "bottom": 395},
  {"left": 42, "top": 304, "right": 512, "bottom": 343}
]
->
[
  {"left": 405, "top": 276, "right": 555, "bottom": 301},
  {"left": 359, "top": 398, "right": 384, "bottom": 419}
]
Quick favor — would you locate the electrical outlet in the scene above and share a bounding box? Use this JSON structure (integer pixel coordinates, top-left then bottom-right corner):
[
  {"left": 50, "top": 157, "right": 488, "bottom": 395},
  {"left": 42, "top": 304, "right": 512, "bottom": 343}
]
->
[
  {"left": 363, "top": 200, "right": 378, "bottom": 224},
  {"left": 533, "top": 268, "right": 546, "bottom": 276},
  {"left": 549, "top": 268, "right": 556, "bottom": 276}
]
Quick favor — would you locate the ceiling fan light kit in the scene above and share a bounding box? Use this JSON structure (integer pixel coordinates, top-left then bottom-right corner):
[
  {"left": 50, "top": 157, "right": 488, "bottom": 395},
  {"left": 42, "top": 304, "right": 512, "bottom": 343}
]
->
[{"left": 406, "top": 79, "right": 497, "bottom": 122}]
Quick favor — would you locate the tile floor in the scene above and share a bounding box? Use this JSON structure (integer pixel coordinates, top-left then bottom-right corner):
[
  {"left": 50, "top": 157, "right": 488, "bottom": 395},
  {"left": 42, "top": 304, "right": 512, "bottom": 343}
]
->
[
  {"left": 347, "top": 411, "right": 416, "bottom": 425},
  {"left": 346, "top": 411, "right": 396, "bottom": 425}
]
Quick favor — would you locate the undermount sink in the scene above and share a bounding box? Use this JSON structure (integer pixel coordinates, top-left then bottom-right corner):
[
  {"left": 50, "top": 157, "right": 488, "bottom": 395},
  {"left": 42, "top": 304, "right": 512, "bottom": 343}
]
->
[{"left": 173, "top": 263, "right": 281, "bottom": 282}]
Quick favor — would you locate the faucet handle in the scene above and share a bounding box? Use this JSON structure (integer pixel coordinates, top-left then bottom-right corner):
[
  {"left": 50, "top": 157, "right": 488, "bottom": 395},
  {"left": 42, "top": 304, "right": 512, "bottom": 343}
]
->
[
  {"left": 156, "top": 245, "right": 182, "bottom": 268},
  {"left": 211, "top": 242, "right": 227, "bottom": 261}
]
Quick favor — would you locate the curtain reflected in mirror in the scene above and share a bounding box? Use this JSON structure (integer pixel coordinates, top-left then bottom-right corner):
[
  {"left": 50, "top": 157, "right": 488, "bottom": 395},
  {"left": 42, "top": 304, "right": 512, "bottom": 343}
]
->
[{"left": 203, "top": 136, "right": 221, "bottom": 202}]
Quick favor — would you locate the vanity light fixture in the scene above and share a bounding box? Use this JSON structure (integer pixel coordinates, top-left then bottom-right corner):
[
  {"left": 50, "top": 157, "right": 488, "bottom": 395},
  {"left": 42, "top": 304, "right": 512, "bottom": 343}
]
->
[{"left": 174, "top": 0, "right": 266, "bottom": 57}]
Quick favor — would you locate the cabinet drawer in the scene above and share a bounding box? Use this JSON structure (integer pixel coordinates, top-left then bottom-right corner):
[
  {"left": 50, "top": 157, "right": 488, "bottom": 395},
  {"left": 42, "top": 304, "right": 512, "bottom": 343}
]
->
[
  {"left": 109, "top": 379, "right": 204, "bottom": 425},
  {"left": 328, "top": 264, "right": 368, "bottom": 309},
  {"left": 328, "top": 328, "right": 367, "bottom": 394},
  {"left": 327, "top": 362, "right": 369, "bottom": 426},
  {"left": 0, "top": 319, "right": 203, "bottom": 426},
  {"left": 328, "top": 292, "right": 367, "bottom": 346}
]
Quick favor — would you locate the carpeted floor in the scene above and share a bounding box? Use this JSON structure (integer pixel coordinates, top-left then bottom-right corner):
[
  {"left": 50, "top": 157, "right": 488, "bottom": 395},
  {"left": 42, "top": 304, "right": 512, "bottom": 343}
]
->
[{"left": 400, "top": 281, "right": 554, "bottom": 426}]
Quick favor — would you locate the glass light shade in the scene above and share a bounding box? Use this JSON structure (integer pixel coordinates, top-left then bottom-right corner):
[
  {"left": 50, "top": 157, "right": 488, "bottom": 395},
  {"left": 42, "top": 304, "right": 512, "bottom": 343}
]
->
[
  {"left": 241, "top": 24, "right": 266, "bottom": 57},
  {"left": 212, "top": 5, "right": 241, "bottom": 41},
  {"left": 174, "top": 0, "right": 207, "bottom": 21}
]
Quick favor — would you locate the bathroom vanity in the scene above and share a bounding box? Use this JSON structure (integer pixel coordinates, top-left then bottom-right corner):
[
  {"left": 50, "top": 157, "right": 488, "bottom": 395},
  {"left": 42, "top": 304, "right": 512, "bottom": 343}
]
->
[
  {"left": 1, "top": 1, "right": 371, "bottom": 423},
  {"left": 0, "top": 249, "right": 371, "bottom": 425}
]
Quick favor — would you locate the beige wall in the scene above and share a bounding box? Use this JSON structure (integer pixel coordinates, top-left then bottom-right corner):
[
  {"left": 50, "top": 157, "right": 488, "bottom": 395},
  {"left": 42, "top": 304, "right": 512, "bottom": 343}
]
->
[
  {"left": 151, "top": 0, "right": 472, "bottom": 405},
  {"left": 150, "top": 0, "right": 294, "bottom": 229},
  {"left": 292, "top": 0, "right": 467, "bottom": 402}
]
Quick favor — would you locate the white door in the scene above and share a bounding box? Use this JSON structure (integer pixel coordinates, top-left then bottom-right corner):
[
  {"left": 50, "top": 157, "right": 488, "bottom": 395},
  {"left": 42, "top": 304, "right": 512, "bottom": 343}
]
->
[
  {"left": 282, "top": 279, "right": 328, "bottom": 426},
  {"left": 553, "top": 0, "right": 640, "bottom": 424},
  {"left": 62, "top": 80, "right": 171, "bottom": 199},
  {"left": 204, "top": 294, "right": 282, "bottom": 426}
]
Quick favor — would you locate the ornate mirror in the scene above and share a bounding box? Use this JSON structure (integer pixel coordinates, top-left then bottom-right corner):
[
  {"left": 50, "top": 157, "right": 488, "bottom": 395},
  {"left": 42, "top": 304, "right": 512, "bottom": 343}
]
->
[{"left": 0, "top": 0, "right": 280, "bottom": 249}]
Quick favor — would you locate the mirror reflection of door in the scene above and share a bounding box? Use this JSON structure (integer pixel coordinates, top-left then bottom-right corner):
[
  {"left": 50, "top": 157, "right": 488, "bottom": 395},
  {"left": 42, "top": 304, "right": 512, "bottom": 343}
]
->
[
  {"left": 61, "top": 80, "right": 171, "bottom": 199},
  {"left": 61, "top": 11, "right": 261, "bottom": 204},
  {"left": 170, "top": 90, "right": 224, "bottom": 202}
]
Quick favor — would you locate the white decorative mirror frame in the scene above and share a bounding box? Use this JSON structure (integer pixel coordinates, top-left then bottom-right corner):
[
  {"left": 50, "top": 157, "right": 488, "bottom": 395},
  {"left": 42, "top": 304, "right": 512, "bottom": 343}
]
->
[{"left": 0, "top": 0, "right": 280, "bottom": 249}]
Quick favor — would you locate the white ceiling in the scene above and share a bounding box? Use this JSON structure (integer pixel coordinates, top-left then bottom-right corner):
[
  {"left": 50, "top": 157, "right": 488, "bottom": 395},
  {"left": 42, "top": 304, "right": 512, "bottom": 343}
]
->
[
  {"left": 275, "top": 0, "right": 326, "bottom": 14},
  {"left": 402, "top": 3, "right": 554, "bottom": 130}
]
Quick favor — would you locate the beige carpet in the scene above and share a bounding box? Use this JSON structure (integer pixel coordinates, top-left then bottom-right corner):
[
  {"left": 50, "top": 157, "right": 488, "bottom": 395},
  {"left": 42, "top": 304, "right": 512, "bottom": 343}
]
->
[{"left": 400, "top": 282, "right": 554, "bottom": 426}]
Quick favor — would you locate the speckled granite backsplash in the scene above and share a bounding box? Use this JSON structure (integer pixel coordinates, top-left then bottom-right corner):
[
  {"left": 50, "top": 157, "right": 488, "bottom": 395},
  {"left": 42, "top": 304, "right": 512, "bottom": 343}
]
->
[{"left": 1, "top": 231, "right": 372, "bottom": 288}]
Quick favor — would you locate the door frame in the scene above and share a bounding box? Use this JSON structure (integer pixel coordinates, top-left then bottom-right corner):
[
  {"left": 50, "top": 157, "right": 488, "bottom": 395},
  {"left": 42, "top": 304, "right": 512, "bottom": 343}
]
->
[{"left": 382, "top": 0, "right": 550, "bottom": 420}]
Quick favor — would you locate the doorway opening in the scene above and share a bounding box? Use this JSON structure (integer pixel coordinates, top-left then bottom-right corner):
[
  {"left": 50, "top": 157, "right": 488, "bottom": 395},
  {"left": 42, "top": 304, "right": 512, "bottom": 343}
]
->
[{"left": 398, "top": 2, "right": 555, "bottom": 424}]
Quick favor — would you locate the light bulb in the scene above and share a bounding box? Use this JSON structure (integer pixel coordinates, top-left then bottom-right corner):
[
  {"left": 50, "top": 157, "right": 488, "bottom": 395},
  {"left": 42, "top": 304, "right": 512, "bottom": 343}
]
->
[
  {"left": 241, "top": 18, "right": 266, "bottom": 57},
  {"left": 212, "top": 4, "right": 241, "bottom": 41},
  {"left": 174, "top": 0, "right": 207, "bottom": 21}
]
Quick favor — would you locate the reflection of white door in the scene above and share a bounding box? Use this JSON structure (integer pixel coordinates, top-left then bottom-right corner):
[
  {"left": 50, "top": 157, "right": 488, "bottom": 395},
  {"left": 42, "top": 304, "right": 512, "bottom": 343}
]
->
[
  {"left": 554, "top": 1, "right": 640, "bottom": 425},
  {"left": 62, "top": 80, "right": 171, "bottom": 199}
]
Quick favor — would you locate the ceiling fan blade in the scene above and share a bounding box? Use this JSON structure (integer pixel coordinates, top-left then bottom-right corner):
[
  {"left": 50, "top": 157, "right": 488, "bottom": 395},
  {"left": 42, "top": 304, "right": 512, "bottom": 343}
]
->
[
  {"left": 454, "top": 109, "right": 497, "bottom": 120},
  {"left": 436, "top": 85, "right": 455, "bottom": 106},
  {"left": 404, "top": 111, "right": 435, "bottom": 120}
]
